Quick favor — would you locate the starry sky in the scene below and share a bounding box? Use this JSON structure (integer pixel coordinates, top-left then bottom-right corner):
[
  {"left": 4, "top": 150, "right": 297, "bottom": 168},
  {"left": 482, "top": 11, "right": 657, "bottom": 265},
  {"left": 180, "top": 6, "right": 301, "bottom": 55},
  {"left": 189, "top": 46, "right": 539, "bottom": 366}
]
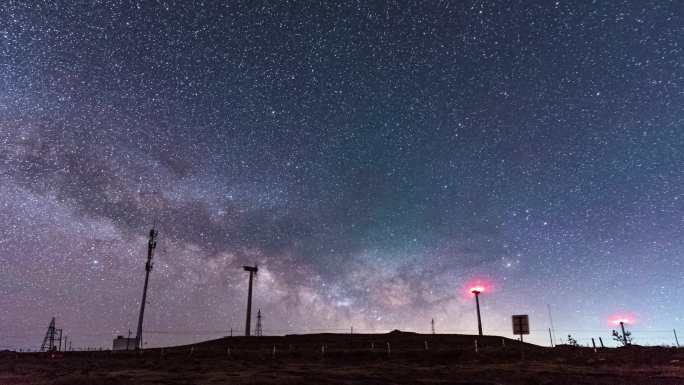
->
[{"left": 1, "top": 1, "right": 682, "bottom": 350}]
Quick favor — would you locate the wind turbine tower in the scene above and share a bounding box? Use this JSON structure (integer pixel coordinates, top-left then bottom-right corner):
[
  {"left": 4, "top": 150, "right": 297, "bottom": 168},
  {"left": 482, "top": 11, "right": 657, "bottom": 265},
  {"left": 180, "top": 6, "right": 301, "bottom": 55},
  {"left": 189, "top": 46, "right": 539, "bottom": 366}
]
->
[{"left": 136, "top": 227, "right": 158, "bottom": 350}]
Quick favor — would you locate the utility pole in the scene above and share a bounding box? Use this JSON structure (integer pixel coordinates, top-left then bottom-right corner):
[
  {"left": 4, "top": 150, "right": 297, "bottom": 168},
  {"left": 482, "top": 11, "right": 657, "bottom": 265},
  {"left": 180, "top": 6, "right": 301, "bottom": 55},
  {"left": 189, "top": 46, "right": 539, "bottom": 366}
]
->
[
  {"left": 57, "top": 329, "right": 63, "bottom": 351},
  {"left": 547, "top": 304, "right": 556, "bottom": 346},
  {"left": 431, "top": 318, "right": 435, "bottom": 334},
  {"left": 243, "top": 265, "right": 258, "bottom": 336},
  {"left": 136, "top": 227, "right": 158, "bottom": 350},
  {"left": 674, "top": 329, "right": 680, "bottom": 348}
]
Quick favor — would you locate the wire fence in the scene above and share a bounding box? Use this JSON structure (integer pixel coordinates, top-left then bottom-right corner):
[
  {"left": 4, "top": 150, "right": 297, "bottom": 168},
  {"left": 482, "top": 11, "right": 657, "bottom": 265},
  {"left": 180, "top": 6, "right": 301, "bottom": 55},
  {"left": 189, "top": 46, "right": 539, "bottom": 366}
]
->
[{"left": 2, "top": 327, "right": 682, "bottom": 352}]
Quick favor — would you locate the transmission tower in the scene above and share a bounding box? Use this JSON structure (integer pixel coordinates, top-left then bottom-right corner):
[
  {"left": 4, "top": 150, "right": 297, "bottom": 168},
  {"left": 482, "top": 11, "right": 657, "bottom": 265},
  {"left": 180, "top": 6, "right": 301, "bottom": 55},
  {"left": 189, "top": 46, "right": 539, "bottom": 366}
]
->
[
  {"left": 40, "top": 317, "right": 57, "bottom": 352},
  {"left": 255, "top": 309, "right": 263, "bottom": 337},
  {"left": 136, "top": 227, "right": 158, "bottom": 350}
]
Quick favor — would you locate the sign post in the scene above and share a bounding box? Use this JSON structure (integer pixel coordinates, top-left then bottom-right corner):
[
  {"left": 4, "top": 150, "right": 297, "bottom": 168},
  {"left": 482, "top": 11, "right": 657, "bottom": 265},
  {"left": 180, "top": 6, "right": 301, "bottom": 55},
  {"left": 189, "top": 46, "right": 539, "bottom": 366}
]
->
[
  {"left": 512, "top": 315, "right": 530, "bottom": 362},
  {"left": 512, "top": 315, "right": 530, "bottom": 342}
]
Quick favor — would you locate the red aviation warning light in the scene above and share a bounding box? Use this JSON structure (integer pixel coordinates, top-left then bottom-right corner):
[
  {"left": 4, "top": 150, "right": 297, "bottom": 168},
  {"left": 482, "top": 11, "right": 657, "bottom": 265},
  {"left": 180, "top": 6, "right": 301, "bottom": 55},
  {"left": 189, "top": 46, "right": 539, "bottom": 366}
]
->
[
  {"left": 463, "top": 276, "right": 494, "bottom": 298},
  {"left": 609, "top": 313, "right": 636, "bottom": 327},
  {"left": 469, "top": 285, "right": 485, "bottom": 295}
]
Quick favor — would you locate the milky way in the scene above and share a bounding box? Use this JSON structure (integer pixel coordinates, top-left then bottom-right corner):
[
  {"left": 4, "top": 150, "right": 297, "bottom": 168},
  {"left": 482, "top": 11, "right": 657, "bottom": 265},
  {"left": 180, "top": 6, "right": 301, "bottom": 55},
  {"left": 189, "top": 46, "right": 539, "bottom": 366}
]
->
[{"left": 1, "top": 1, "right": 682, "bottom": 350}]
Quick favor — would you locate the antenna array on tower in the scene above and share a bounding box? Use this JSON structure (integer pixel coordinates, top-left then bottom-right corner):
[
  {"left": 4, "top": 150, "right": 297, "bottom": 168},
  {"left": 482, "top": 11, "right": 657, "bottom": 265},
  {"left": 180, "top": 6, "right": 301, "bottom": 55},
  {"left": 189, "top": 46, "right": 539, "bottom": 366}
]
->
[
  {"left": 256, "top": 309, "right": 263, "bottom": 337},
  {"left": 135, "top": 227, "right": 158, "bottom": 350},
  {"left": 40, "top": 317, "right": 61, "bottom": 352}
]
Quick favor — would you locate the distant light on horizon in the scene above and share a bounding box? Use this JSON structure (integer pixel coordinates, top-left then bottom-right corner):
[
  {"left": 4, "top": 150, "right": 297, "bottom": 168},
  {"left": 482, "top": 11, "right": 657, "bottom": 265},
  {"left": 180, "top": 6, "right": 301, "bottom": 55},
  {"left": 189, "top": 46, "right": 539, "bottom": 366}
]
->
[{"left": 610, "top": 315, "right": 636, "bottom": 326}]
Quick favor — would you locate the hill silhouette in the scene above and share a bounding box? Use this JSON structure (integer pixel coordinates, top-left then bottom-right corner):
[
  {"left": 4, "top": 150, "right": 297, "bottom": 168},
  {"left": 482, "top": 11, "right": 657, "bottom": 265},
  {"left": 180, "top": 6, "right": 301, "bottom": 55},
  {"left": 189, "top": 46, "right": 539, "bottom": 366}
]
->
[{"left": 3, "top": 332, "right": 684, "bottom": 384}]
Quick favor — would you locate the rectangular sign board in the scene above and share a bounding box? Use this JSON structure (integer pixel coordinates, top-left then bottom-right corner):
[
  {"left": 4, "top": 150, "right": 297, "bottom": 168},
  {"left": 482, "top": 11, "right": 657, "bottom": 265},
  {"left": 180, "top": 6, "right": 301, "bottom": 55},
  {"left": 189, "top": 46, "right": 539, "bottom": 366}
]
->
[{"left": 512, "top": 314, "right": 530, "bottom": 335}]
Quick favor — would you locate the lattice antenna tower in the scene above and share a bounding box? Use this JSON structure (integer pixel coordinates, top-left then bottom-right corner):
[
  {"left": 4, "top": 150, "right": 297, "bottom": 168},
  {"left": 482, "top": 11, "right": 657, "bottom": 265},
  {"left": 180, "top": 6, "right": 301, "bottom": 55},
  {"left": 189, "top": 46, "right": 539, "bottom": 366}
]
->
[
  {"left": 135, "top": 226, "right": 158, "bottom": 350},
  {"left": 40, "top": 317, "right": 57, "bottom": 352}
]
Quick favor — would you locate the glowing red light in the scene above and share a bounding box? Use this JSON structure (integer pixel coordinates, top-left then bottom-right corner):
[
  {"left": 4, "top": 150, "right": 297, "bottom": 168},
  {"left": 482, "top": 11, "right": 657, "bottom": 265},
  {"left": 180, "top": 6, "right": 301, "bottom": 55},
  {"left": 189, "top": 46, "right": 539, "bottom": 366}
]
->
[
  {"left": 609, "top": 313, "right": 636, "bottom": 326},
  {"left": 469, "top": 285, "right": 485, "bottom": 294},
  {"left": 461, "top": 278, "right": 495, "bottom": 299}
]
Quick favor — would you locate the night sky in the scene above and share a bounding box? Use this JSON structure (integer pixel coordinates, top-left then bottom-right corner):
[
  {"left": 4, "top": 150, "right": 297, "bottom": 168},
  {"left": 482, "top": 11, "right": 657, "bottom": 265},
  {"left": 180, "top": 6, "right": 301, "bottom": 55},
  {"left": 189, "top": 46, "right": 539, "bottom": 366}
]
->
[{"left": 1, "top": 1, "right": 682, "bottom": 350}]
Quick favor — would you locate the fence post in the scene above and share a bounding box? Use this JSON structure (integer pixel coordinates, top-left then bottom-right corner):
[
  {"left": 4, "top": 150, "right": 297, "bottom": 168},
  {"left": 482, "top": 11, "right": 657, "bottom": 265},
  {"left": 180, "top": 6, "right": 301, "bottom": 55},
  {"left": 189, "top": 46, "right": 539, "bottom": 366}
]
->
[
  {"left": 674, "top": 329, "right": 680, "bottom": 348},
  {"left": 591, "top": 338, "right": 597, "bottom": 353}
]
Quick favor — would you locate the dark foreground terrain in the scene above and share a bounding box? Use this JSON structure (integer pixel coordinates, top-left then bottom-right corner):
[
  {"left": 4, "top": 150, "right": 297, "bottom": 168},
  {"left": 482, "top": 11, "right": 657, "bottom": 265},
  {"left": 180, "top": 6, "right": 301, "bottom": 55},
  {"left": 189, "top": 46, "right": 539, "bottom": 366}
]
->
[{"left": 2, "top": 332, "right": 684, "bottom": 384}]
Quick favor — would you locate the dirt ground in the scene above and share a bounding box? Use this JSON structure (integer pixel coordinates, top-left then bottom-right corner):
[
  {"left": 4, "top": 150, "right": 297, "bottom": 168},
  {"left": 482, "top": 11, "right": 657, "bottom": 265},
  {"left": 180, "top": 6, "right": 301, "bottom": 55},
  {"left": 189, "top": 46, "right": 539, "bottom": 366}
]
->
[{"left": 2, "top": 333, "right": 684, "bottom": 384}]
